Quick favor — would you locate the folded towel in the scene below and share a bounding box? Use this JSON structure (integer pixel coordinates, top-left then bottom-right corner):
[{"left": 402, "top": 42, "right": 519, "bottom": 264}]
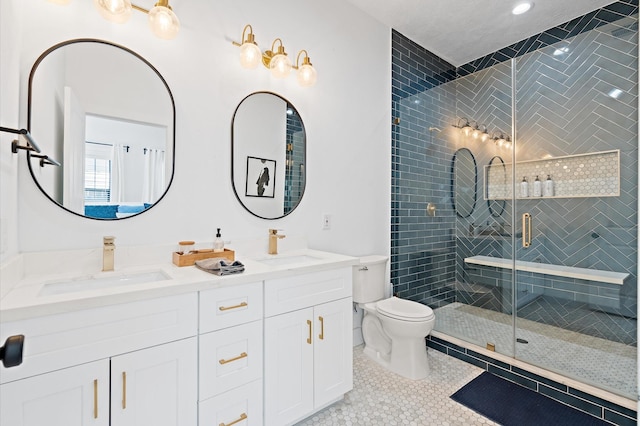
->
[{"left": 195, "top": 259, "right": 245, "bottom": 276}]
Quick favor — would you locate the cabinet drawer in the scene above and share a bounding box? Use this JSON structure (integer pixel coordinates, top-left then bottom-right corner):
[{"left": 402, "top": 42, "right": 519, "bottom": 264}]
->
[
  {"left": 199, "top": 379, "right": 262, "bottom": 426},
  {"left": 199, "top": 321, "right": 263, "bottom": 399},
  {"left": 0, "top": 293, "right": 198, "bottom": 384},
  {"left": 199, "top": 281, "right": 263, "bottom": 333},
  {"left": 264, "top": 267, "right": 352, "bottom": 317}
]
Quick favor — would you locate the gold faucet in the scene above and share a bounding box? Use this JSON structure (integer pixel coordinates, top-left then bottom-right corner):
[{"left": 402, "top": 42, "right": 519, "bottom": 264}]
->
[
  {"left": 268, "top": 229, "right": 285, "bottom": 254},
  {"left": 103, "top": 236, "right": 115, "bottom": 271}
]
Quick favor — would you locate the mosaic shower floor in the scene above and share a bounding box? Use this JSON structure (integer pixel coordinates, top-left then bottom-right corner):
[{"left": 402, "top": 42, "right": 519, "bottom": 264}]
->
[
  {"left": 296, "top": 345, "right": 496, "bottom": 426},
  {"left": 434, "top": 302, "right": 637, "bottom": 398}
]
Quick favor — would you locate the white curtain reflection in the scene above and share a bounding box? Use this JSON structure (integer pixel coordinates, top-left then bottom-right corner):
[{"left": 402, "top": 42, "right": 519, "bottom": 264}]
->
[
  {"left": 111, "top": 144, "right": 125, "bottom": 203},
  {"left": 143, "top": 148, "right": 165, "bottom": 203}
]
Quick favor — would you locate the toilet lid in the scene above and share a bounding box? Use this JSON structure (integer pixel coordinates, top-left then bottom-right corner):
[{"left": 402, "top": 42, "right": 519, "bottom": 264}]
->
[{"left": 376, "top": 297, "right": 434, "bottom": 321}]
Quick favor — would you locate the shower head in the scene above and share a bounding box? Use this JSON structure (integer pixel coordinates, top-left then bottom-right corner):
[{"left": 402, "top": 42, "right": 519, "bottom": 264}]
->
[{"left": 428, "top": 127, "right": 442, "bottom": 132}]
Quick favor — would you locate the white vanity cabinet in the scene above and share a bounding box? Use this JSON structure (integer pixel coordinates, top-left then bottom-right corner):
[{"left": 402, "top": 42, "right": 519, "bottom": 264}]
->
[
  {"left": 198, "top": 281, "right": 264, "bottom": 426},
  {"left": 263, "top": 268, "right": 353, "bottom": 426},
  {"left": 0, "top": 293, "right": 198, "bottom": 426}
]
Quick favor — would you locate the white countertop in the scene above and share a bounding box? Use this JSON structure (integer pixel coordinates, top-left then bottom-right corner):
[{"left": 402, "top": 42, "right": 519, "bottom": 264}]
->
[{"left": 0, "top": 247, "right": 359, "bottom": 322}]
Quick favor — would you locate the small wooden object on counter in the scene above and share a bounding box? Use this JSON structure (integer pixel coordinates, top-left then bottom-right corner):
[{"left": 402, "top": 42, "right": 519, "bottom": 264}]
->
[{"left": 172, "top": 248, "right": 235, "bottom": 267}]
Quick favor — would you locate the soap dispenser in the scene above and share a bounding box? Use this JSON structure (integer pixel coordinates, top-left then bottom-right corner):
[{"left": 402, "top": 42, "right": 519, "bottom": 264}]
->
[
  {"left": 213, "top": 228, "right": 224, "bottom": 253},
  {"left": 520, "top": 177, "right": 529, "bottom": 198},
  {"left": 533, "top": 175, "right": 542, "bottom": 197},
  {"left": 543, "top": 174, "right": 554, "bottom": 197}
]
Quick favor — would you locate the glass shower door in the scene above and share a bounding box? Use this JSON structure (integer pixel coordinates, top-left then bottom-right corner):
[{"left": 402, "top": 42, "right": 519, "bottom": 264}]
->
[{"left": 512, "top": 17, "right": 638, "bottom": 399}]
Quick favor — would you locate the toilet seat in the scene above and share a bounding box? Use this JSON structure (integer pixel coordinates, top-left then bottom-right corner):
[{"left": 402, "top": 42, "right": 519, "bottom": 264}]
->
[{"left": 376, "top": 297, "right": 434, "bottom": 322}]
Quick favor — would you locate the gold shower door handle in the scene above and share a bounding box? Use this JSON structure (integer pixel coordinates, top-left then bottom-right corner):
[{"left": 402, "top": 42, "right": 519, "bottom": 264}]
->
[
  {"left": 122, "top": 371, "right": 127, "bottom": 409},
  {"left": 93, "top": 379, "right": 98, "bottom": 419},
  {"left": 318, "top": 316, "right": 324, "bottom": 340},
  {"left": 306, "top": 319, "right": 312, "bottom": 344},
  {"left": 522, "top": 213, "right": 532, "bottom": 247}
]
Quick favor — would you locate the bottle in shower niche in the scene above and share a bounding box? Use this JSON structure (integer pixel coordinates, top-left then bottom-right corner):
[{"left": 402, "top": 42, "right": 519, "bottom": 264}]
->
[
  {"left": 533, "top": 175, "right": 542, "bottom": 197},
  {"left": 520, "top": 177, "right": 529, "bottom": 197},
  {"left": 543, "top": 174, "right": 554, "bottom": 197}
]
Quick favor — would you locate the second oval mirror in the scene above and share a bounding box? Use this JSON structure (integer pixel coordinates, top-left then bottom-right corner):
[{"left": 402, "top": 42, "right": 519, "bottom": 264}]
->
[{"left": 232, "top": 92, "right": 306, "bottom": 219}]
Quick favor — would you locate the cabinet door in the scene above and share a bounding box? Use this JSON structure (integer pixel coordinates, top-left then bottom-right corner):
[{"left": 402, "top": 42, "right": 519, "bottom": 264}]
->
[
  {"left": 264, "top": 308, "right": 313, "bottom": 425},
  {"left": 110, "top": 337, "right": 197, "bottom": 426},
  {"left": 0, "top": 359, "right": 109, "bottom": 426},
  {"left": 314, "top": 297, "right": 353, "bottom": 408}
]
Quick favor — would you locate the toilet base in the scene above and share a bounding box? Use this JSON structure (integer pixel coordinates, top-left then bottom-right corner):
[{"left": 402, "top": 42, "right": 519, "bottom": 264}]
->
[{"left": 362, "top": 337, "right": 429, "bottom": 380}]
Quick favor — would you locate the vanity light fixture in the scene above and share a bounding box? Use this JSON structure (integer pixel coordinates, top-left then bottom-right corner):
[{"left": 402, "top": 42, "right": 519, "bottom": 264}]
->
[
  {"left": 231, "top": 24, "right": 318, "bottom": 87},
  {"left": 93, "top": 0, "right": 180, "bottom": 39},
  {"left": 453, "top": 118, "right": 473, "bottom": 136},
  {"left": 232, "top": 25, "right": 262, "bottom": 69},
  {"left": 293, "top": 50, "right": 318, "bottom": 87},
  {"left": 265, "top": 38, "right": 293, "bottom": 79}
]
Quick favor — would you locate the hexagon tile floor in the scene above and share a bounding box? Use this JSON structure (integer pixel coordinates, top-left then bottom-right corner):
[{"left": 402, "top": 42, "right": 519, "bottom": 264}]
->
[{"left": 295, "top": 345, "right": 497, "bottom": 426}]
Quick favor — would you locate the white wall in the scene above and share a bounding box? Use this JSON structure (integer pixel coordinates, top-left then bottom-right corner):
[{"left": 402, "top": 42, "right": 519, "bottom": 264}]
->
[{"left": 2, "top": 0, "right": 391, "bottom": 260}]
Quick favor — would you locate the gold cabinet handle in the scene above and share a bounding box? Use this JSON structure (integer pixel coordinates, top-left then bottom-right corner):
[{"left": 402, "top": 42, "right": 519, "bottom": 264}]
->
[
  {"left": 219, "top": 412, "right": 247, "bottom": 426},
  {"left": 522, "top": 213, "right": 532, "bottom": 248},
  {"left": 219, "top": 301, "right": 248, "bottom": 311},
  {"left": 318, "top": 316, "right": 324, "bottom": 340},
  {"left": 219, "top": 352, "right": 248, "bottom": 365},
  {"left": 122, "top": 371, "right": 127, "bottom": 409},
  {"left": 306, "top": 319, "right": 312, "bottom": 344},
  {"left": 93, "top": 379, "right": 98, "bottom": 419}
]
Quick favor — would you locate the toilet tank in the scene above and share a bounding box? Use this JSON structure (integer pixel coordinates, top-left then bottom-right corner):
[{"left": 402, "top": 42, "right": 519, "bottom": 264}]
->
[{"left": 352, "top": 255, "right": 388, "bottom": 303}]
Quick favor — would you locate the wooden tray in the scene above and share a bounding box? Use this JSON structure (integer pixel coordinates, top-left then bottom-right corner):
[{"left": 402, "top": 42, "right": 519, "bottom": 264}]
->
[{"left": 172, "top": 248, "right": 235, "bottom": 267}]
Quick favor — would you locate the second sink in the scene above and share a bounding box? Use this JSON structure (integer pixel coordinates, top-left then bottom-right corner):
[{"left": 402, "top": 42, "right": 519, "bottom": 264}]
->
[{"left": 39, "top": 270, "right": 171, "bottom": 296}]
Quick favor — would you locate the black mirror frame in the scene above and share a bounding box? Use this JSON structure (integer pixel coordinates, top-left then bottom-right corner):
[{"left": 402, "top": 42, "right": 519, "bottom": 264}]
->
[
  {"left": 26, "top": 38, "right": 176, "bottom": 221},
  {"left": 451, "top": 147, "right": 477, "bottom": 218},
  {"left": 487, "top": 155, "right": 506, "bottom": 217}
]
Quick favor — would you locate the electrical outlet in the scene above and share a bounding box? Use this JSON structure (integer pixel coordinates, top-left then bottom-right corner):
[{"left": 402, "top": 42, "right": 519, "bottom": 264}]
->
[{"left": 322, "top": 214, "right": 331, "bottom": 230}]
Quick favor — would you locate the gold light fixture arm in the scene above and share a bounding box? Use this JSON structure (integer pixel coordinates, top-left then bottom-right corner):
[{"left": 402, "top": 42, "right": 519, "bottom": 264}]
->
[
  {"left": 293, "top": 49, "right": 312, "bottom": 70},
  {"left": 232, "top": 24, "right": 256, "bottom": 47},
  {"left": 263, "top": 38, "right": 287, "bottom": 69}
]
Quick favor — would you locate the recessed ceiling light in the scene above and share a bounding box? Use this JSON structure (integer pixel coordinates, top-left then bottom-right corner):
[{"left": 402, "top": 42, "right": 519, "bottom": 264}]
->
[{"left": 512, "top": 2, "right": 533, "bottom": 15}]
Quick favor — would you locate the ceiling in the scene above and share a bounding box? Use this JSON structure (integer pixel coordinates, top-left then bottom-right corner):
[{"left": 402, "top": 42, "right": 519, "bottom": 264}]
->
[{"left": 345, "top": 0, "right": 618, "bottom": 66}]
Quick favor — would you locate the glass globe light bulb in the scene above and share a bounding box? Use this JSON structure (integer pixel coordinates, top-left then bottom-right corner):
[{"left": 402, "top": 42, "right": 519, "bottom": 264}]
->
[
  {"left": 297, "top": 63, "right": 317, "bottom": 87},
  {"left": 148, "top": 4, "right": 180, "bottom": 40},
  {"left": 471, "top": 127, "right": 480, "bottom": 139},
  {"left": 270, "top": 53, "right": 292, "bottom": 79},
  {"left": 239, "top": 42, "right": 261, "bottom": 69},
  {"left": 94, "top": 0, "right": 132, "bottom": 23}
]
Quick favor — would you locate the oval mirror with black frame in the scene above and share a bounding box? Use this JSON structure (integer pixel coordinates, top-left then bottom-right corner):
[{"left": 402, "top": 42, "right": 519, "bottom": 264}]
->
[
  {"left": 231, "top": 92, "right": 306, "bottom": 219},
  {"left": 451, "top": 148, "right": 477, "bottom": 218},
  {"left": 487, "top": 156, "right": 506, "bottom": 217},
  {"left": 27, "top": 39, "right": 175, "bottom": 220}
]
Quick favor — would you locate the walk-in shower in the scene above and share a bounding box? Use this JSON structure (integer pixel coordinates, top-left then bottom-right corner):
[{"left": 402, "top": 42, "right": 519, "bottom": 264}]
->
[{"left": 391, "top": 5, "right": 638, "bottom": 412}]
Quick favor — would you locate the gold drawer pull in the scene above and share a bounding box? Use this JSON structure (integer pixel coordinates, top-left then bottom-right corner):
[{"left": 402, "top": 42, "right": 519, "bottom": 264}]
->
[
  {"left": 93, "top": 379, "right": 98, "bottom": 419},
  {"left": 219, "top": 412, "right": 247, "bottom": 426},
  {"left": 307, "top": 319, "right": 312, "bottom": 344},
  {"left": 219, "top": 301, "right": 248, "bottom": 311},
  {"left": 318, "top": 316, "right": 324, "bottom": 340},
  {"left": 219, "top": 352, "right": 248, "bottom": 365},
  {"left": 122, "top": 371, "right": 127, "bottom": 409}
]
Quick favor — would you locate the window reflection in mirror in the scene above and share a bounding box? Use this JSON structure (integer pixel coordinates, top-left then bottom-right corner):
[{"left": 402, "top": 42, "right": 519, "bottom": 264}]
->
[
  {"left": 232, "top": 92, "right": 306, "bottom": 219},
  {"left": 27, "top": 39, "right": 175, "bottom": 220}
]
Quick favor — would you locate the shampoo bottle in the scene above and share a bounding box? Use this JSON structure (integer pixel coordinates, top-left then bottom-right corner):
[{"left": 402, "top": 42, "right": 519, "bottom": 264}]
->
[
  {"left": 520, "top": 177, "right": 529, "bottom": 198},
  {"left": 533, "top": 175, "right": 542, "bottom": 197},
  {"left": 544, "top": 174, "right": 554, "bottom": 197},
  {"left": 213, "top": 228, "right": 224, "bottom": 252}
]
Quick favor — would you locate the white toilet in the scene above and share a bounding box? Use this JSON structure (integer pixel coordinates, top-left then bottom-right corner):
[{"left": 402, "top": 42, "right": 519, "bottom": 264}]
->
[{"left": 353, "top": 255, "right": 435, "bottom": 380}]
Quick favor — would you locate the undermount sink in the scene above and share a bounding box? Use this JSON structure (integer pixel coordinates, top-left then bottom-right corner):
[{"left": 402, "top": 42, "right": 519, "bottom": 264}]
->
[
  {"left": 256, "top": 255, "right": 322, "bottom": 267},
  {"left": 39, "top": 270, "right": 171, "bottom": 296}
]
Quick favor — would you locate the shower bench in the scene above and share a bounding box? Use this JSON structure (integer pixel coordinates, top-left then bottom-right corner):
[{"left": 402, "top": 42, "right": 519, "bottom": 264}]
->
[{"left": 464, "top": 255, "right": 628, "bottom": 285}]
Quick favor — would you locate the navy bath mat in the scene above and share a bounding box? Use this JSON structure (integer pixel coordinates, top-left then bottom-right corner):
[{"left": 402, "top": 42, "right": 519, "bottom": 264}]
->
[{"left": 451, "top": 372, "right": 609, "bottom": 426}]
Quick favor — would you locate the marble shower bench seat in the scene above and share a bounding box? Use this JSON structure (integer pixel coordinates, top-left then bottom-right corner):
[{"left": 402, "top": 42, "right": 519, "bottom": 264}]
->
[{"left": 464, "top": 256, "right": 628, "bottom": 285}]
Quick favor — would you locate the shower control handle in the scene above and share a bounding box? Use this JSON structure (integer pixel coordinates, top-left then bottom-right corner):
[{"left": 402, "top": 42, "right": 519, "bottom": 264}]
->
[{"left": 522, "top": 213, "right": 532, "bottom": 248}]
